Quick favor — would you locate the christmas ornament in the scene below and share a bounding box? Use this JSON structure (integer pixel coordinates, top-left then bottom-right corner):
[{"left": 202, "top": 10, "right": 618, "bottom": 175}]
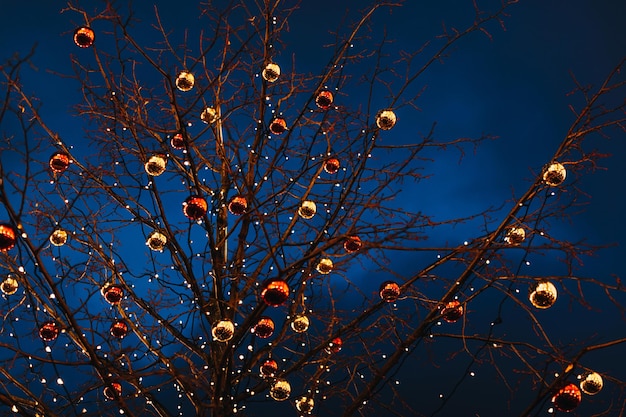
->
[{"left": 73, "top": 26, "right": 95, "bottom": 48}]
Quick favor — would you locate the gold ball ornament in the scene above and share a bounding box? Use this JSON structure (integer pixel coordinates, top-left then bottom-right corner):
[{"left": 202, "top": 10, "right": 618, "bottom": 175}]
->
[
  {"left": 529, "top": 280, "right": 558, "bottom": 309},
  {"left": 200, "top": 106, "right": 218, "bottom": 124},
  {"left": 316, "top": 258, "right": 334, "bottom": 275},
  {"left": 262, "top": 63, "right": 281, "bottom": 82},
  {"left": 295, "top": 396, "right": 315, "bottom": 414},
  {"left": 50, "top": 229, "right": 68, "bottom": 247},
  {"left": 580, "top": 372, "right": 603, "bottom": 395},
  {"left": 270, "top": 379, "right": 291, "bottom": 401},
  {"left": 212, "top": 319, "right": 235, "bottom": 342},
  {"left": 290, "top": 314, "right": 310, "bottom": 333},
  {"left": 298, "top": 200, "right": 317, "bottom": 219},
  {"left": 504, "top": 227, "right": 526, "bottom": 245},
  {"left": 144, "top": 154, "right": 167, "bottom": 176},
  {"left": 543, "top": 162, "right": 567, "bottom": 186},
  {"left": 175, "top": 71, "right": 195, "bottom": 92},
  {"left": 146, "top": 231, "right": 167, "bottom": 251},
  {"left": 376, "top": 109, "right": 397, "bottom": 130},
  {"left": 0, "top": 275, "right": 19, "bottom": 295}
]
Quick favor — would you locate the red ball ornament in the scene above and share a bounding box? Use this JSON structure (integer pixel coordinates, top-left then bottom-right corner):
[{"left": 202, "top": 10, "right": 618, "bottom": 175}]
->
[
  {"left": 260, "top": 359, "right": 278, "bottom": 378},
  {"left": 323, "top": 157, "right": 340, "bottom": 174},
  {"left": 343, "top": 235, "right": 362, "bottom": 253},
  {"left": 101, "top": 284, "right": 124, "bottom": 305},
  {"left": 0, "top": 223, "right": 17, "bottom": 252},
  {"left": 39, "top": 321, "right": 59, "bottom": 342},
  {"left": 228, "top": 196, "right": 247, "bottom": 215},
  {"left": 261, "top": 278, "right": 290, "bottom": 307},
  {"left": 49, "top": 151, "right": 71, "bottom": 173},
  {"left": 73, "top": 26, "right": 95, "bottom": 48},
  {"left": 183, "top": 195, "right": 208, "bottom": 220},
  {"left": 103, "top": 382, "right": 122, "bottom": 400},
  {"left": 379, "top": 281, "right": 401, "bottom": 302},
  {"left": 252, "top": 316, "right": 275, "bottom": 339},
  {"left": 325, "top": 337, "right": 343, "bottom": 354},
  {"left": 269, "top": 117, "right": 287, "bottom": 135},
  {"left": 171, "top": 133, "right": 186, "bottom": 149},
  {"left": 110, "top": 320, "right": 129, "bottom": 339},
  {"left": 441, "top": 300, "right": 464, "bottom": 323},
  {"left": 315, "top": 90, "right": 334, "bottom": 110},
  {"left": 552, "top": 383, "right": 582, "bottom": 412}
]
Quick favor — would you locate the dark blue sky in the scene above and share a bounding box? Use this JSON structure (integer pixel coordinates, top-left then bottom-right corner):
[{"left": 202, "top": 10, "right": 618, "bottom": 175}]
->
[{"left": 1, "top": 1, "right": 625, "bottom": 416}]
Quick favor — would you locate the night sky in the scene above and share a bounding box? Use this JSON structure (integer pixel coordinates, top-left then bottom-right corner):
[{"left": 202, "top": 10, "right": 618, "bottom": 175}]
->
[{"left": 1, "top": 1, "right": 625, "bottom": 416}]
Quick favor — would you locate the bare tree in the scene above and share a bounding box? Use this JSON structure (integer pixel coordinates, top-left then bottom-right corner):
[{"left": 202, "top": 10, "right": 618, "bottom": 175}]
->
[{"left": 1, "top": 1, "right": 625, "bottom": 416}]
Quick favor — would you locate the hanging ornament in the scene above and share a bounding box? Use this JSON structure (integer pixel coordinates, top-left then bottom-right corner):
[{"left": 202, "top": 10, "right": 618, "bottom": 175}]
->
[
  {"left": 146, "top": 231, "right": 167, "bottom": 252},
  {"left": 50, "top": 228, "right": 68, "bottom": 247},
  {"left": 228, "top": 196, "right": 248, "bottom": 215},
  {"left": 39, "top": 321, "right": 60, "bottom": 342},
  {"left": 269, "top": 117, "right": 287, "bottom": 135},
  {"left": 376, "top": 109, "right": 397, "bottom": 130},
  {"left": 504, "top": 226, "right": 526, "bottom": 245},
  {"left": 580, "top": 372, "right": 603, "bottom": 395},
  {"left": 344, "top": 235, "right": 362, "bottom": 253},
  {"left": 170, "top": 133, "right": 186, "bottom": 150},
  {"left": 379, "top": 281, "right": 401, "bottom": 302},
  {"left": 315, "top": 258, "right": 333, "bottom": 275},
  {"left": 260, "top": 359, "right": 278, "bottom": 378},
  {"left": 73, "top": 26, "right": 95, "bottom": 48},
  {"left": 110, "top": 320, "right": 129, "bottom": 339},
  {"left": 103, "top": 382, "right": 122, "bottom": 400},
  {"left": 252, "top": 316, "right": 275, "bottom": 339},
  {"left": 315, "top": 90, "right": 334, "bottom": 110},
  {"left": 295, "top": 396, "right": 315, "bottom": 414},
  {"left": 529, "top": 280, "right": 558, "bottom": 309},
  {"left": 270, "top": 379, "right": 291, "bottom": 401},
  {"left": 49, "top": 151, "right": 71, "bottom": 173},
  {"left": 262, "top": 63, "right": 281, "bottom": 82},
  {"left": 0, "top": 274, "right": 19, "bottom": 295},
  {"left": 543, "top": 162, "right": 567, "bottom": 186},
  {"left": 323, "top": 157, "right": 340, "bottom": 174},
  {"left": 325, "top": 337, "right": 343, "bottom": 354},
  {"left": 144, "top": 154, "right": 167, "bottom": 176},
  {"left": 183, "top": 195, "right": 208, "bottom": 220},
  {"left": 291, "top": 314, "right": 310, "bottom": 333},
  {"left": 212, "top": 319, "right": 235, "bottom": 342},
  {"left": 101, "top": 283, "right": 124, "bottom": 305},
  {"left": 440, "top": 300, "right": 464, "bottom": 323},
  {"left": 261, "top": 278, "right": 290, "bottom": 306},
  {"left": 175, "top": 71, "right": 195, "bottom": 92},
  {"left": 552, "top": 383, "right": 582, "bottom": 412},
  {"left": 200, "top": 106, "right": 218, "bottom": 124},
  {"left": 298, "top": 200, "right": 317, "bottom": 219},
  {"left": 0, "top": 223, "right": 17, "bottom": 252}
]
